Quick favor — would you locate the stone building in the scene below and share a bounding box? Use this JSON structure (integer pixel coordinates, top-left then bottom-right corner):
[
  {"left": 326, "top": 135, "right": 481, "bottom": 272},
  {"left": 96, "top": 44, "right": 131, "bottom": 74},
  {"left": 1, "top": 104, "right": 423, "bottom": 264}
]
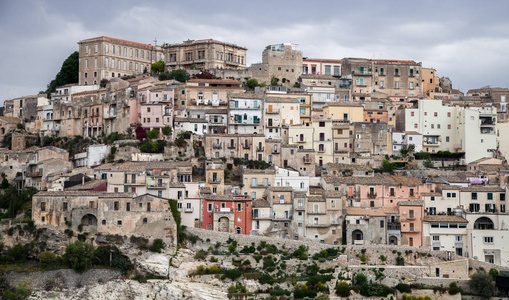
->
[
  {"left": 32, "top": 191, "right": 178, "bottom": 245},
  {"left": 203, "top": 134, "right": 266, "bottom": 161},
  {"left": 341, "top": 58, "right": 423, "bottom": 98},
  {"left": 228, "top": 93, "right": 263, "bottom": 134},
  {"left": 163, "top": 39, "right": 247, "bottom": 70},
  {"left": 4, "top": 94, "right": 46, "bottom": 121},
  {"left": 264, "top": 97, "right": 300, "bottom": 140},
  {"left": 77, "top": 36, "right": 161, "bottom": 86},
  {"left": 250, "top": 43, "right": 303, "bottom": 87},
  {"left": 0, "top": 116, "right": 20, "bottom": 141},
  {"left": 346, "top": 206, "right": 399, "bottom": 245}
]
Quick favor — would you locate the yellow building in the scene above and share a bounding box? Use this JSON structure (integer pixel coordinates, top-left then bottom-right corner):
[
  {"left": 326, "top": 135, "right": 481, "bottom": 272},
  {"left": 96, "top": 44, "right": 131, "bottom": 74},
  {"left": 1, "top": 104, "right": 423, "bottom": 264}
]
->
[
  {"left": 322, "top": 103, "right": 364, "bottom": 122},
  {"left": 421, "top": 67, "right": 439, "bottom": 96}
]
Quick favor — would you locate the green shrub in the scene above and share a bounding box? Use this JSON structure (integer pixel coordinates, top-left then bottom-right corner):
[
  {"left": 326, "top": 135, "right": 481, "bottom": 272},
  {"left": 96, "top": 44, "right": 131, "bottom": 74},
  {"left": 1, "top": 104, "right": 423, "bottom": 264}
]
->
[
  {"left": 395, "top": 283, "right": 412, "bottom": 293},
  {"left": 38, "top": 251, "right": 57, "bottom": 268},
  {"left": 448, "top": 282, "right": 462, "bottom": 295},
  {"left": 359, "top": 254, "right": 367, "bottom": 263},
  {"left": 64, "top": 241, "right": 94, "bottom": 272},
  {"left": 258, "top": 273, "right": 275, "bottom": 285},
  {"left": 396, "top": 256, "right": 405, "bottom": 266},
  {"left": 336, "top": 280, "right": 351, "bottom": 297},
  {"left": 221, "top": 269, "right": 242, "bottom": 281},
  {"left": 194, "top": 250, "right": 208, "bottom": 261},
  {"left": 359, "top": 283, "right": 394, "bottom": 297},
  {"left": 150, "top": 239, "right": 165, "bottom": 253},
  {"left": 6, "top": 243, "right": 30, "bottom": 263},
  {"left": 253, "top": 255, "right": 262, "bottom": 263},
  {"left": 354, "top": 273, "right": 368, "bottom": 285},
  {"left": 379, "top": 255, "right": 387, "bottom": 262}
]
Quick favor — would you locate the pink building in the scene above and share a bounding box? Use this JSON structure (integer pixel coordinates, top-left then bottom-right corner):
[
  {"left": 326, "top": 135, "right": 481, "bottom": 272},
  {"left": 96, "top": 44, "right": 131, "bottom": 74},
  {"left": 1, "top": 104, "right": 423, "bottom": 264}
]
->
[
  {"left": 130, "top": 86, "right": 175, "bottom": 137},
  {"left": 358, "top": 175, "right": 433, "bottom": 208},
  {"left": 398, "top": 200, "right": 424, "bottom": 247}
]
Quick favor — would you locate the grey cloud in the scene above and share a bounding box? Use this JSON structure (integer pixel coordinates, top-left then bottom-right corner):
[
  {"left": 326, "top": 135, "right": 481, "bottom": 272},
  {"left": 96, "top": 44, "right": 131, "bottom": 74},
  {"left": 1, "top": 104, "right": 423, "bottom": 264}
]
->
[{"left": 1, "top": 0, "right": 509, "bottom": 103}]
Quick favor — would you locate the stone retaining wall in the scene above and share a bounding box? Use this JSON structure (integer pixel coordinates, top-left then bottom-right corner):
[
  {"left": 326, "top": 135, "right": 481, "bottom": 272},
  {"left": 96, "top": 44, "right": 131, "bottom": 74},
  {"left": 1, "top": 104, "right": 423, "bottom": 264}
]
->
[{"left": 6, "top": 269, "right": 121, "bottom": 291}]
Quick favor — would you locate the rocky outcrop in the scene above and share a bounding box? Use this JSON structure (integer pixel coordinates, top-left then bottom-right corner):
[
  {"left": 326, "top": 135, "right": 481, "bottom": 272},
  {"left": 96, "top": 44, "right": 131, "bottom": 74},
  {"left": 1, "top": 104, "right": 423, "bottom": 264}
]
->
[
  {"left": 135, "top": 253, "right": 169, "bottom": 277},
  {"left": 30, "top": 279, "right": 227, "bottom": 300}
]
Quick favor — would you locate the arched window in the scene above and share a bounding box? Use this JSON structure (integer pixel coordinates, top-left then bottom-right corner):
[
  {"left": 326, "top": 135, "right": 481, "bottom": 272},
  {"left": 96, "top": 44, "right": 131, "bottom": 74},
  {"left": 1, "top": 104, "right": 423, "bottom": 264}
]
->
[
  {"left": 474, "top": 217, "right": 494, "bottom": 230},
  {"left": 102, "top": 220, "right": 106, "bottom": 225},
  {"left": 236, "top": 227, "right": 242, "bottom": 234},
  {"left": 143, "top": 218, "right": 148, "bottom": 224}
]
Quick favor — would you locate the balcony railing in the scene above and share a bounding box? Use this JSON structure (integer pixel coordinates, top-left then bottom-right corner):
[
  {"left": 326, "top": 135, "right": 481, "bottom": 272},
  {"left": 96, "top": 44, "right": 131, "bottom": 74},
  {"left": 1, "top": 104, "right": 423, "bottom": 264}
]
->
[
  {"left": 184, "top": 207, "right": 194, "bottom": 213},
  {"left": 213, "top": 144, "right": 222, "bottom": 149},
  {"left": 227, "top": 144, "right": 236, "bottom": 149},
  {"left": 208, "top": 178, "right": 221, "bottom": 184},
  {"left": 408, "top": 214, "right": 415, "bottom": 220},
  {"left": 303, "top": 159, "right": 312, "bottom": 164},
  {"left": 256, "top": 147, "right": 264, "bottom": 152},
  {"left": 297, "top": 139, "right": 306, "bottom": 143},
  {"left": 147, "top": 183, "right": 167, "bottom": 188},
  {"left": 266, "top": 109, "right": 280, "bottom": 114},
  {"left": 367, "top": 192, "right": 377, "bottom": 199}
]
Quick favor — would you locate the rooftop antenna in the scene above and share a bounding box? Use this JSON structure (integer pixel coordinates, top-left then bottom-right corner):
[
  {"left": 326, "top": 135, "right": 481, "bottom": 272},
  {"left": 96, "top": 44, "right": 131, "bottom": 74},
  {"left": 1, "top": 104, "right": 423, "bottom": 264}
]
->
[{"left": 154, "top": 38, "right": 157, "bottom": 46}]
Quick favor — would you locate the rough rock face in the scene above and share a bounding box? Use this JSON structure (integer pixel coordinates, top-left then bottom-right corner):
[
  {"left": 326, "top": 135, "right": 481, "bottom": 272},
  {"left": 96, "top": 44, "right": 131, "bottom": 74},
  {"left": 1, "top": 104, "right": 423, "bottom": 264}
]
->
[
  {"left": 30, "top": 279, "right": 227, "bottom": 300},
  {"left": 135, "top": 253, "right": 170, "bottom": 277}
]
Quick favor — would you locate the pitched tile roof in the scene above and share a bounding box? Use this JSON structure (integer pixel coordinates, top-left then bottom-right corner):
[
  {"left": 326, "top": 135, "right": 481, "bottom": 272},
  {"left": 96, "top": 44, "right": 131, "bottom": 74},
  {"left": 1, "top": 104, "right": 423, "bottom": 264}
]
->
[{"left": 423, "top": 215, "right": 468, "bottom": 223}]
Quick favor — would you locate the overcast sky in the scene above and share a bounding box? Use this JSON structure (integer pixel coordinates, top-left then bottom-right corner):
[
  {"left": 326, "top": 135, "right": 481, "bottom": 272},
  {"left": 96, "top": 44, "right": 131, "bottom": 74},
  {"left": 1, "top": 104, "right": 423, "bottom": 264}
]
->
[{"left": 1, "top": 0, "right": 508, "bottom": 102}]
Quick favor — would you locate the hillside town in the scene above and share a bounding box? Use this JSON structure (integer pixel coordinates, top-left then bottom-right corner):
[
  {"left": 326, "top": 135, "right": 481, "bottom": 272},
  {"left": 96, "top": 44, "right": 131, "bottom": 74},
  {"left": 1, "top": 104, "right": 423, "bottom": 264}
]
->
[{"left": 1, "top": 35, "right": 509, "bottom": 299}]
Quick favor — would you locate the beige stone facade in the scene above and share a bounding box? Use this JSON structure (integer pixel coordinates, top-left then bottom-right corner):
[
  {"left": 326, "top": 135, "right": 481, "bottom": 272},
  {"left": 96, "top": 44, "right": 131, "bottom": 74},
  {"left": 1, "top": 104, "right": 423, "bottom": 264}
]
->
[
  {"left": 342, "top": 58, "right": 423, "bottom": 98},
  {"left": 78, "top": 36, "right": 161, "bottom": 86},
  {"left": 250, "top": 43, "right": 303, "bottom": 87},
  {"left": 163, "top": 39, "right": 247, "bottom": 70},
  {"left": 32, "top": 191, "right": 177, "bottom": 245}
]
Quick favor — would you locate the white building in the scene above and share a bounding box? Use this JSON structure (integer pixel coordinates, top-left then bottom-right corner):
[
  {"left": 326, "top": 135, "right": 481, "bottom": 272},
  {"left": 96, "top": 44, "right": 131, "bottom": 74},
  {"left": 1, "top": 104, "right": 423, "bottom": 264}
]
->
[
  {"left": 423, "top": 215, "right": 469, "bottom": 256},
  {"left": 74, "top": 144, "right": 111, "bottom": 168},
  {"left": 274, "top": 166, "right": 309, "bottom": 193},
  {"left": 228, "top": 94, "right": 263, "bottom": 134},
  {"left": 264, "top": 97, "right": 300, "bottom": 140},
  {"left": 403, "top": 100, "right": 497, "bottom": 164},
  {"left": 392, "top": 131, "right": 423, "bottom": 153}
]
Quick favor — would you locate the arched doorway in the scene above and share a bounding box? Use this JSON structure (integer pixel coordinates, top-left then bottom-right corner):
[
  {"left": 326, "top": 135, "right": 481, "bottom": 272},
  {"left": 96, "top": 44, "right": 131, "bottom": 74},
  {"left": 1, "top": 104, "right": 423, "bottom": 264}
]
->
[
  {"left": 352, "top": 229, "right": 363, "bottom": 244},
  {"left": 389, "top": 236, "right": 398, "bottom": 245},
  {"left": 218, "top": 217, "right": 229, "bottom": 232},
  {"left": 474, "top": 217, "right": 494, "bottom": 230},
  {"left": 81, "top": 214, "right": 97, "bottom": 226}
]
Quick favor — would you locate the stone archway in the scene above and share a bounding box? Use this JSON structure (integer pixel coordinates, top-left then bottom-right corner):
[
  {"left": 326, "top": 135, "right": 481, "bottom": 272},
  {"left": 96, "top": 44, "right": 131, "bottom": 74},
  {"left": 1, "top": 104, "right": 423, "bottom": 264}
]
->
[
  {"left": 352, "top": 229, "right": 363, "bottom": 245},
  {"left": 218, "top": 217, "right": 230, "bottom": 232},
  {"left": 81, "top": 214, "right": 98, "bottom": 226},
  {"left": 389, "top": 235, "right": 398, "bottom": 245}
]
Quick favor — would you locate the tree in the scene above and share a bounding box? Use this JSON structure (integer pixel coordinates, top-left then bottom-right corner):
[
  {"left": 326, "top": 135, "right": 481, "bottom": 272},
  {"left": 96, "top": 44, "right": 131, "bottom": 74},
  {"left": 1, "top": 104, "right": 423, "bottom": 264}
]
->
[
  {"left": 246, "top": 78, "right": 259, "bottom": 90},
  {"left": 64, "top": 241, "right": 94, "bottom": 273},
  {"left": 194, "top": 70, "right": 215, "bottom": 79},
  {"left": 146, "top": 128, "right": 160, "bottom": 140},
  {"left": 162, "top": 126, "right": 172, "bottom": 138},
  {"left": 354, "top": 272, "right": 368, "bottom": 285},
  {"left": 336, "top": 281, "right": 351, "bottom": 297},
  {"left": 271, "top": 76, "right": 280, "bottom": 86},
  {"left": 382, "top": 159, "right": 395, "bottom": 173},
  {"left": 135, "top": 125, "right": 146, "bottom": 141},
  {"left": 151, "top": 61, "right": 165, "bottom": 74},
  {"left": 469, "top": 270, "right": 497, "bottom": 299},
  {"left": 45, "top": 51, "right": 79, "bottom": 96},
  {"left": 158, "top": 69, "right": 190, "bottom": 82}
]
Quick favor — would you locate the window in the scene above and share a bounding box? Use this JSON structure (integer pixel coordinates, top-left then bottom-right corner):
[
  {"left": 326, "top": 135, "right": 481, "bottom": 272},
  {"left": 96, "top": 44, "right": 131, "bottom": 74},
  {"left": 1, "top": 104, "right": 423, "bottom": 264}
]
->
[
  {"left": 394, "top": 81, "right": 399, "bottom": 89},
  {"left": 126, "top": 203, "right": 131, "bottom": 211},
  {"left": 455, "top": 236, "right": 463, "bottom": 242},
  {"left": 63, "top": 202, "right": 68, "bottom": 211},
  {"left": 380, "top": 220, "right": 384, "bottom": 228},
  {"left": 117, "top": 220, "right": 122, "bottom": 225},
  {"left": 207, "top": 203, "right": 213, "bottom": 212},
  {"left": 411, "top": 111, "right": 414, "bottom": 117},
  {"left": 41, "top": 202, "right": 46, "bottom": 211},
  {"left": 432, "top": 236, "right": 440, "bottom": 241},
  {"left": 114, "top": 201, "right": 119, "bottom": 211},
  {"left": 501, "top": 193, "right": 506, "bottom": 201},
  {"left": 471, "top": 192, "right": 478, "bottom": 200},
  {"left": 488, "top": 192, "right": 493, "bottom": 200},
  {"left": 484, "top": 236, "right": 494, "bottom": 244}
]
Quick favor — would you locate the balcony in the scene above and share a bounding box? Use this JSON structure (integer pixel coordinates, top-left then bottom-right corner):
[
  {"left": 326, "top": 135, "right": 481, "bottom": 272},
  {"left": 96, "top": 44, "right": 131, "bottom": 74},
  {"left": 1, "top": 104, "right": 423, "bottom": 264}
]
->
[
  {"left": 297, "top": 138, "right": 306, "bottom": 143},
  {"left": 184, "top": 207, "right": 194, "bottom": 213},
  {"left": 423, "top": 141, "right": 440, "bottom": 147},
  {"left": 306, "top": 223, "right": 330, "bottom": 228},
  {"left": 215, "top": 207, "right": 233, "bottom": 213},
  {"left": 147, "top": 183, "right": 167, "bottom": 188},
  {"left": 27, "top": 171, "right": 42, "bottom": 177},
  {"left": 296, "top": 205, "right": 305, "bottom": 210},
  {"left": 272, "top": 149, "right": 280, "bottom": 154},
  {"left": 353, "top": 70, "right": 372, "bottom": 76},
  {"left": 303, "top": 159, "right": 312, "bottom": 164},
  {"left": 266, "top": 109, "right": 280, "bottom": 114},
  {"left": 208, "top": 178, "right": 221, "bottom": 184},
  {"left": 251, "top": 182, "right": 270, "bottom": 188},
  {"left": 243, "top": 144, "right": 251, "bottom": 150},
  {"left": 212, "top": 144, "right": 222, "bottom": 149},
  {"left": 367, "top": 192, "right": 377, "bottom": 199},
  {"left": 432, "top": 241, "right": 441, "bottom": 248},
  {"left": 227, "top": 144, "right": 236, "bottom": 149},
  {"left": 308, "top": 210, "right": 326, "bottom": 215},
  {"left": 256, "top": 147, "right": 264, "bottom": 152},
  {"left": 407, "top": 214, "right": 416, "bottom": 220}
]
